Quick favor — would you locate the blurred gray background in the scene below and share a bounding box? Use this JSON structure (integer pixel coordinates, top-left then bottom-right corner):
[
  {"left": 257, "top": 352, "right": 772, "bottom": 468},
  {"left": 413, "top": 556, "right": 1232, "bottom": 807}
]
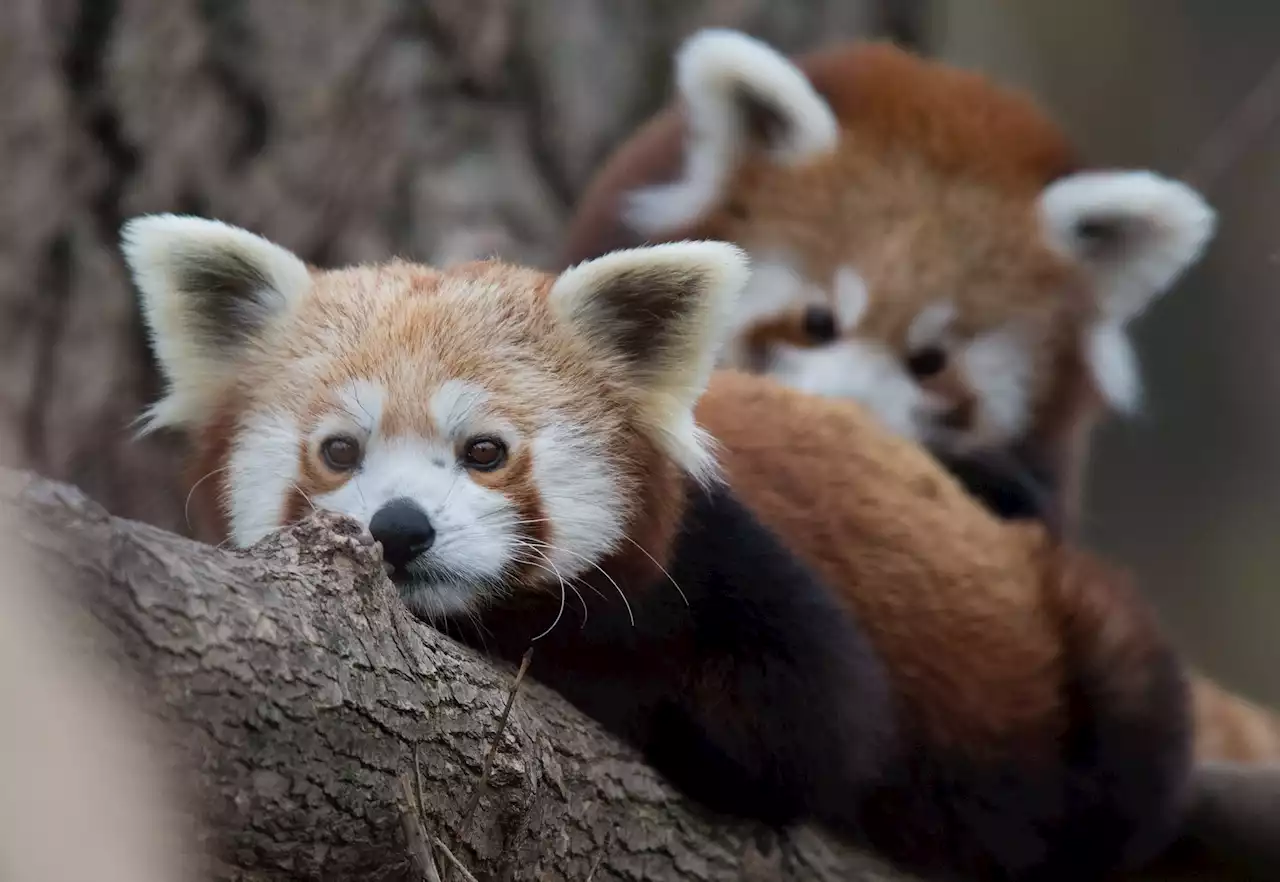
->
[{"left": 1, "top": 1, "right": 1275, "bottom": 702}]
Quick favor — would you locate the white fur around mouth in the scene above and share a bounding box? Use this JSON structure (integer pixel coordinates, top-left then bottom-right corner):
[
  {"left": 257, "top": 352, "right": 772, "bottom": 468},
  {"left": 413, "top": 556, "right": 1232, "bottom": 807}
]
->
[{"left": 392, "top": 570, "right": 490, "bottom": 621}]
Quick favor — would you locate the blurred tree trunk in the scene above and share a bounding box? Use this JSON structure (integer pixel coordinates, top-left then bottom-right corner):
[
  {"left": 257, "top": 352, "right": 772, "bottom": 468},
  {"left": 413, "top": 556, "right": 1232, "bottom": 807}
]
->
[{"left": 0, "top": 0, "right": 899, "bottom": 538}]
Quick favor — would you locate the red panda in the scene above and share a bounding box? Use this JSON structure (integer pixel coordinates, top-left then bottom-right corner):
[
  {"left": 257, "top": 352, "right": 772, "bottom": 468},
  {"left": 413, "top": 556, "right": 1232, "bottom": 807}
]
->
[
  {"left": 121, "top": 212, "right": 1194, "bottom": 882},
  {"left": 557, "top": 28, "right": 1217, "bottom": 534},
  {"left": 555, "top": 29, "right": 1280, "bottom": 769}
]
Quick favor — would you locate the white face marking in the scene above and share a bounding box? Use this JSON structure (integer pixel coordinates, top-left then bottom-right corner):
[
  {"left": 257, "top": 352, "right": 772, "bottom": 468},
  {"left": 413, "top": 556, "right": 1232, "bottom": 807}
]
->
[
  {"left": 313, "top": 378, "right": 384, "bottom": 442},
  {"left": 529, "top": 421, "right": 626, "bottom": 580},
  {"left": 429, "top": 378, "right": 508, "bottom": 440},
  {"left": 832, "top": 266, "right": 869, "bottom": 333},
  {"left": 228, "top": 409, "right": 302, "bottom": 547},
  {"left": 949, "top": 327, "right": 1036, "bottom": 453},
  {"left": 768, "top": 339, "right": 934, "bottom": 442},
  {"left": 751, "top": 277, "right": 1038, "bottom": 454}
]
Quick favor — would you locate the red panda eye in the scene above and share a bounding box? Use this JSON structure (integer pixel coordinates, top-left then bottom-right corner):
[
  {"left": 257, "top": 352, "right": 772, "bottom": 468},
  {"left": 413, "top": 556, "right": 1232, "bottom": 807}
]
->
[
  {"left": 463, "top": 437, "right": 507, "bottom": 471},
  {"left": 906, "top": 346, "right": 947, "bottom": 378},
  {"left": 801, "top": 305, "right": 838, "bottom": 344},
  {"left": 320, "top": 435, "right": 362, "bottom": 471},
  {"left": 725, "top": 199, "right": 749, "bottom": 220}
]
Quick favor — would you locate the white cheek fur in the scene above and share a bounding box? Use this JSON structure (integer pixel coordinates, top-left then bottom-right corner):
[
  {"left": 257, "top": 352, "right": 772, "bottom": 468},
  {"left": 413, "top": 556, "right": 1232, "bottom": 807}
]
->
[
  {"left": 762, "top": 328, "right": 1038, "bottom": 456},
  {"left": 530, "top": 421, "right": 626, "bottom": 581},
  {"left": 955, "top": 327, "right": 1036, "bottom": 450},
  {"left": 767, "top": 340, "right": 931, "bottom": 442},
  {"left": 227, "top": 409, "right": 303, "bottom": 548}
]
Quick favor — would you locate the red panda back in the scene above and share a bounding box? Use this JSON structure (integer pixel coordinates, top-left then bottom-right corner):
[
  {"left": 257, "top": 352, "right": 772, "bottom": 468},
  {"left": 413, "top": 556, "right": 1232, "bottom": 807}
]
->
[{"left": 779, "top": 42, "right": 1078, "bottom": 190}]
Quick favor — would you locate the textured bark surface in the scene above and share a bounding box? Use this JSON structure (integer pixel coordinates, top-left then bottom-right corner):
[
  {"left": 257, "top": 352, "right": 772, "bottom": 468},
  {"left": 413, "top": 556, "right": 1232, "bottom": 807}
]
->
[
  {"left": 0, "top": 0, "right": 906, "bottom": 537},
  {"left": 0, "top": 467, "right": 913, "bottom": 882},
  {"left": 6, "top": 469, "right": 1279, "bottom": 882}
]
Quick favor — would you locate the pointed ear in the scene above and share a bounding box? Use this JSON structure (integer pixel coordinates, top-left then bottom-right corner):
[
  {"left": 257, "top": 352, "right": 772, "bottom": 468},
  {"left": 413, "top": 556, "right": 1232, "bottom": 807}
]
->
[
  {"left": 548, "top": 241, "right": 750, "bottom": 481},
  {"left": 626, "top": 29, "right": 839, "bottom": 235},
  {"left": 120, "top": 213, "right": 312, "bottom": 432},
  {"left": 1039, "top": 171, "right": 1216, "bottom": 324}
]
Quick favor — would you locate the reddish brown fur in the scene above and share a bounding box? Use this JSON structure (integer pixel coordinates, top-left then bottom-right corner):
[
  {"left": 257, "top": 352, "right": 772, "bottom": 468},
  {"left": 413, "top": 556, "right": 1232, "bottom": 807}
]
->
[
  {"left": 696, "top": 371, "right": 1133, "bottom": 749},
  {"left": 694, "top": 370, "right": 1280, "bottom": 762}
]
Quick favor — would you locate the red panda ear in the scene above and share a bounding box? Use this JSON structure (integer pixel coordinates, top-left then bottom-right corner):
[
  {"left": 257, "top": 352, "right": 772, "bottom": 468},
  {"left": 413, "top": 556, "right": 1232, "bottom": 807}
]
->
[
  {"left": 1039, "top": 171, "right": 1216, "bottom": 324},
  {"left": 120, "top": 214, "right": 312, "bottom": 433},
  {"left": 625, "top": 29, "right": 839, "bottom": 236},
  {"left": 1038, "top": 171, "right": 1215, "bottom": 411},
  {"left": 548, "top": 240, "right": 750, "bottom": 481}
]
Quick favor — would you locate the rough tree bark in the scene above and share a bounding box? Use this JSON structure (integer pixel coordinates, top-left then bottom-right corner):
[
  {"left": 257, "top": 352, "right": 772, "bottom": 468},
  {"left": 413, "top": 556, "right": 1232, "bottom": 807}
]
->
[
  {"left": 5, "top": 469, "right": 1279, "bottom": 882},
  {"left": 0, "top": 0, "right": 904, "bottom": 538},
  {"left": 0, "top": 467, "right": 917, "bottom": 882}
]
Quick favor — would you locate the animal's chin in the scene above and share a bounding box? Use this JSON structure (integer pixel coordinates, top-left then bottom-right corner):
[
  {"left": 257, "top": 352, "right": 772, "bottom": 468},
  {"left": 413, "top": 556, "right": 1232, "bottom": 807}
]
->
[
  {"left": 921, "top": 421, "right": 1012, "bottom": 459},
  {"left": 390, "top": 566, "right": 489, "bottom": 620},
  {"left": 923, "top": 427, "right": 980, "bottom": 457}
]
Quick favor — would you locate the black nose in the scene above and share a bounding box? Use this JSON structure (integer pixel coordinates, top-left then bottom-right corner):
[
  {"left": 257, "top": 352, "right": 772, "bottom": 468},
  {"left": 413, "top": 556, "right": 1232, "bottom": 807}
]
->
[{"left": 369, "top": 498, "right": 436, "bottom": 571}]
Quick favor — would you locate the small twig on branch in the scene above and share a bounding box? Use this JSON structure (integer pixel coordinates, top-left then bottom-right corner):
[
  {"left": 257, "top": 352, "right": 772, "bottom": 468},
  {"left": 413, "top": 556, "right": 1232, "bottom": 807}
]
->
[
  {"left": 433, "top": 835, "right": 483, "bottom": 882},
  {"left": 460, "top": 645, "right": 534, "bottom": 829},
  {"left": 400, "top": 775, "right": 443, "bottom": 882}
]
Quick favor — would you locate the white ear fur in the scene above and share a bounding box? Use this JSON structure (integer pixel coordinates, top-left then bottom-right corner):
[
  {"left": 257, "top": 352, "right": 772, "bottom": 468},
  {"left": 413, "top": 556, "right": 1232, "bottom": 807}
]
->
[
  {"left": 625, "top": 29, "right": 839, "bottom": 235},
  {"left": 549, "top": 240, "right": 750, "bottom": 482},
  {"left": 120, "top": 213, "right": 312, "bottom": 433},
  {"left": 1085, "top": 321, "right": 1143, "bottom": 413},
  {"left": 1039, "top": 170, "right": 1216, "bottom": 324},
  {"left": 1039, "top": 171, "right": 1215, "bottom": 412}
]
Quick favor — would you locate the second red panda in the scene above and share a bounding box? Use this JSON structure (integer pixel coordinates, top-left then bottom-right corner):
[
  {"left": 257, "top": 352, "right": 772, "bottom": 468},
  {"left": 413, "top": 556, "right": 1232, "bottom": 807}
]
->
[
  {"left": 559, "top": 28, "right": 1217, "bottom": 532},
  {"left": 558, "top": 28, "right": 1280, "bottom": 767},
  {"left": 122, "top": 213, "right": 1193, "bottom": 882}
]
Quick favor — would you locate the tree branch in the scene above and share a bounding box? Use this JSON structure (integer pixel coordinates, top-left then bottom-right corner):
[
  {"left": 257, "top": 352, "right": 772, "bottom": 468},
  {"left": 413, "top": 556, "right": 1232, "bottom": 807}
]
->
[
  {"left": 3, "top": 467, "right": 1277, "bottom": 881},
  {"left": 0, "top": 468, "right": 909, "bottom": 882}
]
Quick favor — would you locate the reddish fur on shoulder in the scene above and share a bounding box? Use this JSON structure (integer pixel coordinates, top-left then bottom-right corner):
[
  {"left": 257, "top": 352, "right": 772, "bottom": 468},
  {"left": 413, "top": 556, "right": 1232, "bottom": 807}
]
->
[
  {"left": 694, "top": 371, "right": 1280, "bottom": 763},
  {"left": 696, "top": 371, "right": 1156, "bottom": 748}
]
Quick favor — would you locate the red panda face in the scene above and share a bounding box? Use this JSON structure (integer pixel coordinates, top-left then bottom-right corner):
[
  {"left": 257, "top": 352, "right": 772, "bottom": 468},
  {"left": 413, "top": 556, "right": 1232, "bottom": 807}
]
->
[
  {"left": 121, "top": 214, "right": 747, "bottom": 620},
  {"left": 613, "top": 29, "right": 1216, "bottom": 458},
  {"left": 707, "top": 175, "right": 1083, "bottom": 454}
]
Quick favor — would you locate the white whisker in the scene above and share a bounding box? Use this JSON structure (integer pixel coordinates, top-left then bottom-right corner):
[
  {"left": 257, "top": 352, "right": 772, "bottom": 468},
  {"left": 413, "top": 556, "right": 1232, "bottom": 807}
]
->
[
  {"left": 526, "top": 546, "right": 570, "bottom": 642},
  {"left": 621, "top": 535, "right": 689, "bottom": 608},
  {"left": 512, "top": 550, "right": 588, "bottom": 628},
  {"left": 184, "top": 466, "right": 230, "bottom": 531},
  {"left": 520, "top": 538, "right": 634, "bottom": 628},
  {"left": 292, "top": 484, "right": 321, "bottom": 515}
]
